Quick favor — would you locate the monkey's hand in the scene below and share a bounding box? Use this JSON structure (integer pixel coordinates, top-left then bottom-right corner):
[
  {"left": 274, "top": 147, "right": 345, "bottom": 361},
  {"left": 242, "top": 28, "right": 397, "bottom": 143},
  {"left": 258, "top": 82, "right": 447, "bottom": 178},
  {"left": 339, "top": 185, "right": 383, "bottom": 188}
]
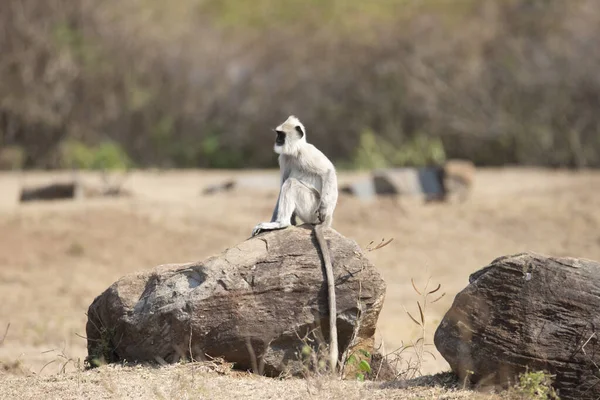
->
[{"left": 251, "top": 222, "right": 285, "bottom": 237}]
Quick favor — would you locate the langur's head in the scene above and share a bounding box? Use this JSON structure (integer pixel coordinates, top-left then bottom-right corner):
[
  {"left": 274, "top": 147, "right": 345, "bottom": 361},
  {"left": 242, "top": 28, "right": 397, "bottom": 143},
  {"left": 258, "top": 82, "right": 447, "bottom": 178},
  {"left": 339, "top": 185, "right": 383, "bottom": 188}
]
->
[{"left": 273, "top": 115, "right": 306, "bottom": 155}]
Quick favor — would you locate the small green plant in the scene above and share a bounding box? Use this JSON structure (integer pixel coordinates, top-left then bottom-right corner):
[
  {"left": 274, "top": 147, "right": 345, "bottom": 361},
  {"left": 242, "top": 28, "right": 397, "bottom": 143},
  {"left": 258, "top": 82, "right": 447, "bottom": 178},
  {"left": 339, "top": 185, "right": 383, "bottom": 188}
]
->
[
  {"left": 85, "top": 325, "right": 117, "bottom": 369},
  {"left": 352, "top": 129, "right": 390, "bottom": 170},
  {"left": 198, "top": 132, "right": 243, "bottom": 168},
  {"left": 162, "top": 130, "right": 243, "bottom": 168},
  {"left": 391, "top": 133, "right": 446, "bottom": 167},
  {"left": 345, "top": 349, "right": 372, "bottom": 381},
  {"left": 294, "top": 326, "right": 336, "bottom": 383},
  {"left": 60, "top": 140, "right": 133, "bottom": 170},
  {"left": 351, "top": 129, "right": 446, "bottom": 170},
  {"left": 514, "top": 370, "right": 559, "bottom": 400},
  {"left": 299, "top": 342, "right": 329, "bottom": 376}
]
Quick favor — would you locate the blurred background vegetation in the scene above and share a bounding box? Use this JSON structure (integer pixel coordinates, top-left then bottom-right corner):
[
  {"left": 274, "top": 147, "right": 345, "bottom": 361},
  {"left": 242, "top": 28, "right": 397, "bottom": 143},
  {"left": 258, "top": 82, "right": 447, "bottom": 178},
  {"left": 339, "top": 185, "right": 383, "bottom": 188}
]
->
[{"left": 1, "top": 0, "right": 599, "bottom": 170}]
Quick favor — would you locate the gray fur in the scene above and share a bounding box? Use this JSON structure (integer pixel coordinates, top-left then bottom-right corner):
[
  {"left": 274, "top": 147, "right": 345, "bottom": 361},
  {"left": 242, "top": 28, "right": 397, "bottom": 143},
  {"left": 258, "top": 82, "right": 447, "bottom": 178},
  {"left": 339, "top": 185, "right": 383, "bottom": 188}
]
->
[{"left": 252, "top": 116, "right": 338, "bottom": 236}]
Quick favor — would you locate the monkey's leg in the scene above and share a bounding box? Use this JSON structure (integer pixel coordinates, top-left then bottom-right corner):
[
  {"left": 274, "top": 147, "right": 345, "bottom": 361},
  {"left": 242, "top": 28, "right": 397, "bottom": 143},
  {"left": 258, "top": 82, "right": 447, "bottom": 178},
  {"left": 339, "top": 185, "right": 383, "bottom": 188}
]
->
[
  {"left": 252, "top": 178, "right": 318, "bottom": 236},
  {"left": 294, "top": 183, "right": 321, "bottom": 225}
]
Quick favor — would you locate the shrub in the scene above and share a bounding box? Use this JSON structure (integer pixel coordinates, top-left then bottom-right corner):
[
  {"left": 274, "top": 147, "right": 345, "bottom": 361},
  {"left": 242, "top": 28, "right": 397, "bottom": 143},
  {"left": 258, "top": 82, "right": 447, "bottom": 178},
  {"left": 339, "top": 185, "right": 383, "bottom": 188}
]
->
[
  {"left": 60, "top": 140, "right": 132, "bottom": 170},
  {"left": 351, "top": 129, "right": 446, "bottom": 170},
  {"left": 514, "top": 370, "right": 559, "bottom": 400}
]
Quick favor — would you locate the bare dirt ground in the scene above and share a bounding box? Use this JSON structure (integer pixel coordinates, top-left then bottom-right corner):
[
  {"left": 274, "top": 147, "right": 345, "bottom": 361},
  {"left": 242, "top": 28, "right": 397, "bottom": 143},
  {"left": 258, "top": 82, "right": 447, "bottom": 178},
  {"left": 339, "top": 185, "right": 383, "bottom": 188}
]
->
[{"left": 1, "top": 167, "right": 599, "bottom": 399}]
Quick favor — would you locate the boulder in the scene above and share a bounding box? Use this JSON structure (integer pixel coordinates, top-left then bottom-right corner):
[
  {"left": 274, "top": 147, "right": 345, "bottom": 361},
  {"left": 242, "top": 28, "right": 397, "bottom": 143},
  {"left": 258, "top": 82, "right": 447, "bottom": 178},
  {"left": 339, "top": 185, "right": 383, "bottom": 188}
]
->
[
  {"left": 340, "top": 178, "right": 377, "bottom": 201},
  {"left": 20, "top": 182, "right": 77, "bottom": 202},
  {"left": 340, "top": 160, "right": 475, "bottom": 202},
  {"left": 373, "top": 167, "right": 445, "bottom": 198},
  {"left": 86, "top": 226, "right": 386, "bottom": 376},
  {"left": 20, "top": 179, "right": 131, "bottom": 203},
  {"left": 442, "top": 159, "right": 475, "bottom": 202},
  {"left": 434, "top": 252, "right": 600, "bottom": 400}
]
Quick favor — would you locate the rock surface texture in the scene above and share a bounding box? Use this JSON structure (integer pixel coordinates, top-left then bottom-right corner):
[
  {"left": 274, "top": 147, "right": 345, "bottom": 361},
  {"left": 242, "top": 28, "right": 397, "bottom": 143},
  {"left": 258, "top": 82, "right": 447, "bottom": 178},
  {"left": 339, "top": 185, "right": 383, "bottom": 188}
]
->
[
  {"left": 86, "top": 226, "right": 386, "bottom": 376},
  {"left": 434, "top": 252, "right": 600, "bottom": 400}
]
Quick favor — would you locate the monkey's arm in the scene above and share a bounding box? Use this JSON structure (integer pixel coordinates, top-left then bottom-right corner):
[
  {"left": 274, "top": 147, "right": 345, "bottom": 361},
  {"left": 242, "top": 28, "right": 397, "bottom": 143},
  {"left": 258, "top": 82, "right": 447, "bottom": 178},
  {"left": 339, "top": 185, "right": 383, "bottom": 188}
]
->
[
  {"left": 270, "top": 157, "right": 291, "bottom": 222},
  {"left": 251, "top": 157, "right": 293, "bottom": 237}
]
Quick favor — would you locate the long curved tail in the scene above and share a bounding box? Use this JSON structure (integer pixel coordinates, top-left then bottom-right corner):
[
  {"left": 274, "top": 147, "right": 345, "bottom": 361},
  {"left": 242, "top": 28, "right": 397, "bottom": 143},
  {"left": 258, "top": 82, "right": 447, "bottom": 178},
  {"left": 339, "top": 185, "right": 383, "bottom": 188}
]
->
[{"left": 315, "top": 224, "right": 338, "bottom": 372}]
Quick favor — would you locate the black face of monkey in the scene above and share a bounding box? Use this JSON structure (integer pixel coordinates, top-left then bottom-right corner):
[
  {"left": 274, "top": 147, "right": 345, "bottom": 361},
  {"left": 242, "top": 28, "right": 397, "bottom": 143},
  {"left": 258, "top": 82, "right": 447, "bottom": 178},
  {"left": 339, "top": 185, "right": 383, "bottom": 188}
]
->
[
  {"left": 272, "top": 117, "right": 306, "bottom": 155},
  {"left": 275, "top": 130, "right": 286, "bottom": 146}
]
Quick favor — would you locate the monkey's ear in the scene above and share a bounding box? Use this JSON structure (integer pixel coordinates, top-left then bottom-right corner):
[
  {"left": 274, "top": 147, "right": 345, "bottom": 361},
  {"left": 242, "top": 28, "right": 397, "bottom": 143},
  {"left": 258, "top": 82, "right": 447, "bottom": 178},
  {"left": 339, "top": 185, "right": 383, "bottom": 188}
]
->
[{"left": 295, "top": 125, "right": 304, "bottom": 138}]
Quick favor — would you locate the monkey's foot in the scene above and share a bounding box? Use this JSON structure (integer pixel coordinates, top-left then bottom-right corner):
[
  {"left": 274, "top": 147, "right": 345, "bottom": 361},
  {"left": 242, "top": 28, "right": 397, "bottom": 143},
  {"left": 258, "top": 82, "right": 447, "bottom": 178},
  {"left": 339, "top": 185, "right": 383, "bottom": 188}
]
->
[{"left": 251, "top": 222, "right": 287, "bottom": 237}]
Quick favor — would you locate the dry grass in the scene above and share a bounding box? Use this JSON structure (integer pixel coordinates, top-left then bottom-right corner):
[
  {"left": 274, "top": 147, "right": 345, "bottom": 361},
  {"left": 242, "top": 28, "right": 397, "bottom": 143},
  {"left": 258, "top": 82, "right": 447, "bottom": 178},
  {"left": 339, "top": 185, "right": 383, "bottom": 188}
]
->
[
  {"left": 1, "top": 167, "right": 599, "bottom": 398},
  {"left": 2, "top": 362, "right": 509, "bottom": 400}
]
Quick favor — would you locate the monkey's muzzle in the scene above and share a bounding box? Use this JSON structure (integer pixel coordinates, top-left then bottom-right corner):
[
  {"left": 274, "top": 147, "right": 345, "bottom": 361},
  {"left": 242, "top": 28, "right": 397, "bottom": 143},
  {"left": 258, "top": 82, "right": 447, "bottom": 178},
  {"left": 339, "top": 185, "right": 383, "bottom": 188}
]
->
[{"left": 274, "top": 130, "right": 286, "bottom": 146}]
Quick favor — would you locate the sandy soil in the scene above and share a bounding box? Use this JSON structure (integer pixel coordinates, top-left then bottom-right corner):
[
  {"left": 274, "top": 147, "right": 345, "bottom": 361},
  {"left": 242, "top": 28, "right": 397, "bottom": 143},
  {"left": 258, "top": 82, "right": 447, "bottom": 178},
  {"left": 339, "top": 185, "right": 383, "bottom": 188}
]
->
[{"left": 0, "top": 167, "right": 599, "bottom": 398}]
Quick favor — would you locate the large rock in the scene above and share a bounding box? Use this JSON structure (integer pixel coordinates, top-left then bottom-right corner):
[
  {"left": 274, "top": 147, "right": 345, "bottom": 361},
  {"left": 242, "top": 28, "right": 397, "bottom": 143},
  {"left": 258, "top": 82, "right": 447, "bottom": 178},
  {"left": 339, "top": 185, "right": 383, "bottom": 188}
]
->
[
  {"left": 86, "top": 226, "right": 386, "bottom": 376},
  {"left": 20, "top": 182, "right": 77, "bottom": 202},
  {"left": 340, "top": 159, "right": 475, "bottom": 202},
  {"left": 20, "top": 179, "right": 131, "bottom": 202},
  {"left": 373, "top": 167, "right": 445, "bottom": 198},
  {"left": 434, "top": 252, "right": 600, "bottom": 400}
]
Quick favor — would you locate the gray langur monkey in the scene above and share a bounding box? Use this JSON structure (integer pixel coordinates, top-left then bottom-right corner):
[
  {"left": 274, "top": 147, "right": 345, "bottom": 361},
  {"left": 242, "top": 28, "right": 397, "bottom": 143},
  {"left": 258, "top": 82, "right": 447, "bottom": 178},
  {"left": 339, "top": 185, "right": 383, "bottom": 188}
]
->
[
  {"left": 251, "top": 115, "right": 340, "bottom": 372},
  {"left": 251, "top": 115, "right": 338, "bottom": 235}
]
